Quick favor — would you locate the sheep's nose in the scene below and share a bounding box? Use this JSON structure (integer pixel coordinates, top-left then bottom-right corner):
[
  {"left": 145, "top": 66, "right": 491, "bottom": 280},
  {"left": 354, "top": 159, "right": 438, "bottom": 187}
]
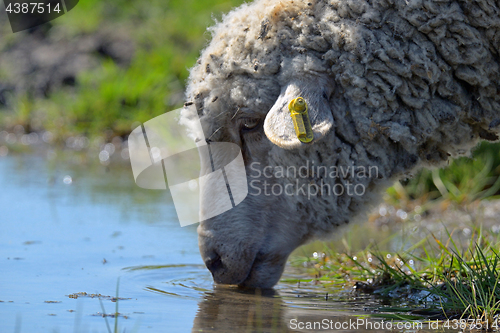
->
[{"left": 204, "top": 252, "right": 223, "bottom": 274}]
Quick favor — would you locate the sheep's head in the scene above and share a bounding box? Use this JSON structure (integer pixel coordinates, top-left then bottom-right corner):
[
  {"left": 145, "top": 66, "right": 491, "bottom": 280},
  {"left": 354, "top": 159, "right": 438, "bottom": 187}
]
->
[
  {"left": 182, "top": 0, "right": 395, "bottom": 289},
  {"left": 184, "top": 0, "right": 500, "bottom": 288},
  {"left": 189, "top": 73, "right": 344, "bottom": 288},
  {"left": 183, "top": 1, "right": 360, "bottom": 288}
]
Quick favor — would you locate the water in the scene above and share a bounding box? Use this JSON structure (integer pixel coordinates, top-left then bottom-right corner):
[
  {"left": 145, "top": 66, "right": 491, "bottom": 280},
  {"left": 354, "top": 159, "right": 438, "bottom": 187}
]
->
[
  {"left": 0, "top": 152, "right": 203, "bottom": 332},
  {"left": 0, "top": 151, "right": 454, "bottom": 332}
]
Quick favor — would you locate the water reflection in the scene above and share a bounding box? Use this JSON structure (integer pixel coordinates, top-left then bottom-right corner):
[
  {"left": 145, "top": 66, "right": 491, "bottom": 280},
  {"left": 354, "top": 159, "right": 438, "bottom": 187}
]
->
[
  {"left": 126, "top": 263, "right": 419, "bottom": 333},
  {"left": 192, "top": 286, "right": 290, "bottom": 332},
  {"left": 128, "top": 260, "right": 462, "bottom": 333},
  {"left": 189, "top": 283, "right": 423, "bottom": 333}
]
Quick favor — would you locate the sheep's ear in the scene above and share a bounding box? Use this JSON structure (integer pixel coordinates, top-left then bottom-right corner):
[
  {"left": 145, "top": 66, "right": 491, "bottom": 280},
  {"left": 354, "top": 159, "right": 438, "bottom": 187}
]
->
[{"left": 263, "top": 78, "right": 334, "bottom": 149}]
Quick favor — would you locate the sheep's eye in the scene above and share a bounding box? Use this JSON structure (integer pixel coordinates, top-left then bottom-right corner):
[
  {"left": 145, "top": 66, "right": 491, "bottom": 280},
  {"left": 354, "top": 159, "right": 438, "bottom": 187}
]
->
[{"left": 241, "top": 118, "right": 260, "bottom": 131}]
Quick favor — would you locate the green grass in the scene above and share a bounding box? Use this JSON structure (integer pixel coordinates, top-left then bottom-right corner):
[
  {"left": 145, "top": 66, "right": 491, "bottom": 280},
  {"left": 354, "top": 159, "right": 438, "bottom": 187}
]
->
[
  {"left": 290, "top": 226, "right": 500, "bottom": 327},
  {"left": 97, "top": 277, "right": 141, "bottom": 333},
  {"left": 436, "top": 245, "right": 500, "bottom": 329},
  {"left": 386, "top": 142, "right": 500, "bottom": 209},
  {"left": 0, "top": 0, "right": 246, "bottom": 141}
]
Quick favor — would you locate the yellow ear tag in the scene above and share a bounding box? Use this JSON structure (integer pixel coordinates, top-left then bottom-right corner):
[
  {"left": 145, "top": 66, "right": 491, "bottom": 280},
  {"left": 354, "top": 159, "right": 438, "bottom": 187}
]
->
[{"left": 289, "top": 97, "right": 313, "bottom": 143}]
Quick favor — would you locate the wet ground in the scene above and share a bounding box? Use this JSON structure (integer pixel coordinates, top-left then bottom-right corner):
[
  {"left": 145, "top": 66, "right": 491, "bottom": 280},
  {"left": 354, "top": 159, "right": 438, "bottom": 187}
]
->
[{"left": 0, "top": 150, "right": 464, "bottom": 332}]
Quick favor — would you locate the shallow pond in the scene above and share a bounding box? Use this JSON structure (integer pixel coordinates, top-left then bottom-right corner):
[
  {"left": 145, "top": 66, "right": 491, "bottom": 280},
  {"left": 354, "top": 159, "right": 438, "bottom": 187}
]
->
[{"left": 0, "top": 150, "right": 458, "bottom": 332}]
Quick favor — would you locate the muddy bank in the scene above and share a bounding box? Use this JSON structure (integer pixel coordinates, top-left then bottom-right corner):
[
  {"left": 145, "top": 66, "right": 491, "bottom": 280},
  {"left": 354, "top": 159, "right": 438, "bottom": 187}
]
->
[{"left": 0, "top": 17, "right": 134, "bottom": 107}]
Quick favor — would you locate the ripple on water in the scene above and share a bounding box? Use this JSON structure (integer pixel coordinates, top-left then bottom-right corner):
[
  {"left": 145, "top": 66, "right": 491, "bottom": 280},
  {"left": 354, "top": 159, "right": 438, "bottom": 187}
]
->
[
  {"left": 123, "top": 264, "right": 213, "bottom": 300},
  {"left": 123, "top": 263, "right": 411, "bottom": 333}
]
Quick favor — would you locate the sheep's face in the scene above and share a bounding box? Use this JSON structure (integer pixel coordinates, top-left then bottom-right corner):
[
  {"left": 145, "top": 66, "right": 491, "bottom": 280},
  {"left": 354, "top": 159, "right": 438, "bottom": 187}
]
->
[
  {"left": 191, "top": 73, "right": 350, "bottom": 288},
  {"left": 185, "top": 0, "right": 374, "bottom": 289}
]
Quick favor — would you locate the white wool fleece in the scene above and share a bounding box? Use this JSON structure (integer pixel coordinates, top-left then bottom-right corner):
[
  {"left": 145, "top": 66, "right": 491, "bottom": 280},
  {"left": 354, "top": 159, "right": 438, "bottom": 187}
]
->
[{"left": 182, "top": 0, "right": 500, "bottom": 233}]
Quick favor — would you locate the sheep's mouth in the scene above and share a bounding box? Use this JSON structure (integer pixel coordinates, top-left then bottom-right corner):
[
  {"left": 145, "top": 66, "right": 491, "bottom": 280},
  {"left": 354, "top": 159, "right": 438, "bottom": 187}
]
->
[
  {"left": 237, "top": 251, "right": 286, "bottom": 289},
  {"left": 208, "top": 250, "right": 258, "bottom": 286},
  {"left": 236, "top": 252, "right": 261, "bottom": 288}
]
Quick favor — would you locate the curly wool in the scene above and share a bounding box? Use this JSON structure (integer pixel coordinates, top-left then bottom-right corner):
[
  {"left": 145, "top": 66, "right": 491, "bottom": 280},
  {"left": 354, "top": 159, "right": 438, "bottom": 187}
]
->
[{"left": 183, "top": 0, "right": 500, "bottom": 234}]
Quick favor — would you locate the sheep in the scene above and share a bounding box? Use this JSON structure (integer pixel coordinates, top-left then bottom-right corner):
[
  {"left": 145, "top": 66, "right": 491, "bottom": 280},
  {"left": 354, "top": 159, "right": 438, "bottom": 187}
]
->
[{"left": 181, "top": 0, "right": 500, "bottom": 288}]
